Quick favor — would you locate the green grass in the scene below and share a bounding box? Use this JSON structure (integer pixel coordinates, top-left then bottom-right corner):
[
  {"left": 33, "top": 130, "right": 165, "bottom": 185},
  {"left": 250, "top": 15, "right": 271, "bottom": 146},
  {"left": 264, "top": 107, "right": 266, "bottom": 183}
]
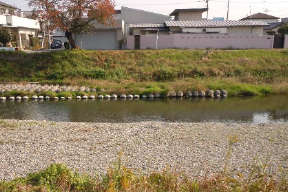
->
[{"left": 1, "top": 49, "right": 288, "bottom": 96}]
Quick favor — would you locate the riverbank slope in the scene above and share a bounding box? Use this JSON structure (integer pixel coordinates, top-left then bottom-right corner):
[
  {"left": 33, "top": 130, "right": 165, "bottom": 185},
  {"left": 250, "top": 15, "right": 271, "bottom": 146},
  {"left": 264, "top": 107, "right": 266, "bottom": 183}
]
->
[
  {"left": 0, "top": 120, "right": 287, "bottom": 181},
  {"left": 1, "top": 49, "right": 288, "bottom": 96}
]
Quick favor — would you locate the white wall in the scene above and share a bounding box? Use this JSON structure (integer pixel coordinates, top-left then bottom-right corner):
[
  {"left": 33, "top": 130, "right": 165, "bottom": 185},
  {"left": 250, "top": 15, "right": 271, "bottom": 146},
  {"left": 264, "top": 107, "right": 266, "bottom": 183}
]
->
[
  {"left": 127, "top": 34, "right": 274, "bottom": 50},
  {"left": 6, "top": 15, "right": 40, "bottom": 29},
  {"left": 0, "top": 15, "right": 5, "bottom": 25}
]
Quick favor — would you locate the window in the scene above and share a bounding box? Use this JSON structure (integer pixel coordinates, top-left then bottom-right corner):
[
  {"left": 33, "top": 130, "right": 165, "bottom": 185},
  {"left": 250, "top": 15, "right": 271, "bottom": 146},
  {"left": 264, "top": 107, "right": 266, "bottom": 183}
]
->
[
  {"left": 0, "top": 8, "right": 6, "bottom": 15},
  {"left": 8, "top": 10, "right": 15, "bottom": 15}
]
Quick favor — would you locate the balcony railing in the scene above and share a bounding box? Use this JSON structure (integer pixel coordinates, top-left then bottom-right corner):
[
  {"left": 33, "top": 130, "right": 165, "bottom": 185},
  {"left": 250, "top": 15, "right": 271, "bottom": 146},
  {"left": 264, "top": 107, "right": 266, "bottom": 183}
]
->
[{"left": 6, "top": 15, "right": 40, "bottom": 29}]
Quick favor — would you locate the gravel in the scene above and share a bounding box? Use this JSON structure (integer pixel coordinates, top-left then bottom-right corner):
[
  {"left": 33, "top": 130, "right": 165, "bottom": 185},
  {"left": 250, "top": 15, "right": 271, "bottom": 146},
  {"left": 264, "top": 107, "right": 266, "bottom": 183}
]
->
[{"left": 0, "top": 120, "right": 288, "bottom": 180}]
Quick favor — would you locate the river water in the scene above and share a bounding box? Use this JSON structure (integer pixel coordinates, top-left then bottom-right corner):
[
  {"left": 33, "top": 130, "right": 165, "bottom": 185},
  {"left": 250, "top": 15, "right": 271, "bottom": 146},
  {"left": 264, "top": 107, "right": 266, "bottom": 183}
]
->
[{"left": 1, "top": 95, "right": 288, "bottom": 124}]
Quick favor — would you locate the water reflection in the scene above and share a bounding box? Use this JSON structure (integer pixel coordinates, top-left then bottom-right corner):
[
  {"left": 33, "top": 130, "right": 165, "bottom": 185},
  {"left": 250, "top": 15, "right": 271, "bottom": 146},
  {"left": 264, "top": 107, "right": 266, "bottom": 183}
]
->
[{"left": 1, "top": 96, "right": 288, "bottom": 123}]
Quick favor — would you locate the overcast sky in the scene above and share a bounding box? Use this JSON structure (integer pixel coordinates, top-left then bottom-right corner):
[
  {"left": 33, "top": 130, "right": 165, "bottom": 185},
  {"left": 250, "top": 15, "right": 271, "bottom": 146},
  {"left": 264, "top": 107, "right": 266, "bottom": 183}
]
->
[{"left": 2, "top": 0, "right": 288, "bottom": 20}]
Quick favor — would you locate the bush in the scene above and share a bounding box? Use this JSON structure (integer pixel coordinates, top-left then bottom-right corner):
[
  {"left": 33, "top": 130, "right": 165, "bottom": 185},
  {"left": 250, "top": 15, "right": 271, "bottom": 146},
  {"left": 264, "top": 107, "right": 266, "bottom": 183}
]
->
[
  {"left": 29, "top": 37, "right": 41, "bottom": 49},
  {"left": 0, "top": 26, "right": 12, "bottom": 47}
]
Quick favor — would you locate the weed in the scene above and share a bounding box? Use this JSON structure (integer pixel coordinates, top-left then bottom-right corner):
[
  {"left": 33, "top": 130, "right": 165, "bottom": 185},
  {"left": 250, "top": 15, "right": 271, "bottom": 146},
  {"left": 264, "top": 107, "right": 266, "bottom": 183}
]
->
[
  {"left": 41, "top": 91, "right": 57, "bottom": 98},
  {"left": 224, "top": 135, "right": 240, "bottom": 174},
  {"left": 0, "top": 120, "right": 17, "bottom": 129},
  {"left": 56, "top": 91, "right": 72, "bottom": 98}
]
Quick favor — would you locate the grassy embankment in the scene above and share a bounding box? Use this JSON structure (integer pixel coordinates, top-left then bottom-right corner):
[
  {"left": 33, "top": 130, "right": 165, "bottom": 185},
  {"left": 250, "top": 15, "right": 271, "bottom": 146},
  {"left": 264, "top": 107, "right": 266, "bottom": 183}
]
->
[{"left": 1, "top": 49, "right": 288, "bottom": 97}]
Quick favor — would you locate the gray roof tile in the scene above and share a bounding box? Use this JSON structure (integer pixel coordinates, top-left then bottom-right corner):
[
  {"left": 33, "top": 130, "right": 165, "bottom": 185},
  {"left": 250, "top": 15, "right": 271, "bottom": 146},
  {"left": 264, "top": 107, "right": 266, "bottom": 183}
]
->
[
  {"left": 129, "top": 23, "right": 166, "bottom": 28},
  {"left": 241, "top": 13, "right": 279, "bottom": 20},
  {"left": 165, "top": 20, "right": 268, "bottom": 27}
]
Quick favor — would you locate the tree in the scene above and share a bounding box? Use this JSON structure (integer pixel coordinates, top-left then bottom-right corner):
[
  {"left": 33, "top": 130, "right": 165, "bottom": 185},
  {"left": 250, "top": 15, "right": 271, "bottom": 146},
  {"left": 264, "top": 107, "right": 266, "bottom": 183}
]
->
[
  {"left": 278, "top": 23, "right": 288, "bottom": 36},
  {"left": 28, "top": 0, "right": 115, "bottom": 49},
  {"left": 0, "top": 26, "right": 12, "bottom": 47}
]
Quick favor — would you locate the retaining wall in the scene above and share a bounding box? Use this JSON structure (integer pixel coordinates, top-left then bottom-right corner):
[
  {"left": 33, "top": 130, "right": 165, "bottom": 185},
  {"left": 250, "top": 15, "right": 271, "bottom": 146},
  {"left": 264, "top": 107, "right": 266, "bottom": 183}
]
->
[{"left": 127, "top": 33, "right": 274, "bottom": 50}]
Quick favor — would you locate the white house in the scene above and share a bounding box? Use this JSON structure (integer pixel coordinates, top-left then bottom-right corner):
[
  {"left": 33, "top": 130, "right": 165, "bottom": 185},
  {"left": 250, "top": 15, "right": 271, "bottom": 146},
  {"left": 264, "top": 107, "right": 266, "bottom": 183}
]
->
[{"left": 0, "top": 1, "right": 40, "bottom": 49}]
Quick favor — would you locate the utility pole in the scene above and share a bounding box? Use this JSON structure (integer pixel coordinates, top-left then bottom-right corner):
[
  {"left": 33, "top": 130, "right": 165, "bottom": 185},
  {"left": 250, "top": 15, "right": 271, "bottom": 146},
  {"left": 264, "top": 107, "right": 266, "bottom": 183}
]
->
[
  {"left": 226, "top": 0, "right": 230, "bottom": 20},
  {"left": 203, "top": 0, "right": 209, "bottom": 20}
]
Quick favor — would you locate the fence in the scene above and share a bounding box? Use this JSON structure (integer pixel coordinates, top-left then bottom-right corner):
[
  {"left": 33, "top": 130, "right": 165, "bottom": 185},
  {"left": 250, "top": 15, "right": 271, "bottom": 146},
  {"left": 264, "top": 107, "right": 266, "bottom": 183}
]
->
[{"left": 127, "top": 33, "right": 274, "bottom": 50}]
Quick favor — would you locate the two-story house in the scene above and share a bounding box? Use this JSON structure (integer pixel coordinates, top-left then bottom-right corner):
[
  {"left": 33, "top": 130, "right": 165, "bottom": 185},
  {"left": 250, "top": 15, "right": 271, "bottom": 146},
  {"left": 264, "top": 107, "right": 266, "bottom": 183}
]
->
[{"left": 0, "top": 1, "right": 40, "bottom": 49}]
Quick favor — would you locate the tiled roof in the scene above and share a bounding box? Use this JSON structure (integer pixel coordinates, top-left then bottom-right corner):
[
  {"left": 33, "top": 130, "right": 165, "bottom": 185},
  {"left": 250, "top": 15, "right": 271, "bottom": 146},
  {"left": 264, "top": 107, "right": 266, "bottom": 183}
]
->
[
  {"left": 0, "top": 1, "right": 18, "bottom": 9},
  {"left": 170, "top": 8, "right": 208, "bottom": 16},
  {"left": 165, "top": 20, "right": 268, "bottom": 27},
  {"left": 241, "top": 13, "right": 279, "bottom": 20},
  {"left": 264, "top": 22, "right": 283, "bottom": 30},
  {"left": 129, "top": 23, "right": 166, "bottom": 28}
]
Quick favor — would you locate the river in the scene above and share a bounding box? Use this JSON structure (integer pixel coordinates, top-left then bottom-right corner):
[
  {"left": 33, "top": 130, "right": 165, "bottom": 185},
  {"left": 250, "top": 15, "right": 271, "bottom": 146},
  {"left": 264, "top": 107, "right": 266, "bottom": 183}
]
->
[{"left": 1, "top": 95, "right": 288, "bottom": 123}]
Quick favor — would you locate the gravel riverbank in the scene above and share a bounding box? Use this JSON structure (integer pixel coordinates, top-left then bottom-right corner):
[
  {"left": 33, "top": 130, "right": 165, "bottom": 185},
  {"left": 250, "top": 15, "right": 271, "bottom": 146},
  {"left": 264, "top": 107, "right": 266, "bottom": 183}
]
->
[{"left": 0, "top": 120, "right": 288, "bottom": 180}]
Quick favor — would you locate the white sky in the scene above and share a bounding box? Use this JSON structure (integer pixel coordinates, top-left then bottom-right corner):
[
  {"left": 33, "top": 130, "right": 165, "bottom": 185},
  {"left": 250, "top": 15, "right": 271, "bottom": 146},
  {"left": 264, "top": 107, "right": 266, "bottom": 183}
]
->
[{"left": 2, "top": 0, "right": 288, "bottom": 20}]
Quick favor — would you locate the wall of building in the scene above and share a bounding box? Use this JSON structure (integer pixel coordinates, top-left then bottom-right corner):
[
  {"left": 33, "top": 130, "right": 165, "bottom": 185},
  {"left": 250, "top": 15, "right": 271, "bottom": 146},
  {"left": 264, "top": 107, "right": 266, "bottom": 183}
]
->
[
  {"left": 6, "top": 15, "right": 40, "bottom": 29},
  {"left": 127, "top": 34, "right": 274, "bottom": 50},
  {"left": 0, "top": 15, "right": 5, "bottom": 24},
  {"left": 177, "top": 12, "right": 203, "bottom": 21},
  {"left": 284, "top": 34, "right": 288, "bottom": 49},
  {"left": 182, "top": 27, "right": 227, "bottom": 33},
  {"left": 248, "top": 18, "right": 279, "bottom": 24},
  {"left": 0, "top": 5, "right": 16, "bottom": 15},
  {"left": 227, "top": 26, "right": 264, "bottom": 35},
  {"left": 121, "top": 7, "right": 170, "bottom": 24},
  {"left": 264, "top": 27, "right": 280, "bottom": 35}
]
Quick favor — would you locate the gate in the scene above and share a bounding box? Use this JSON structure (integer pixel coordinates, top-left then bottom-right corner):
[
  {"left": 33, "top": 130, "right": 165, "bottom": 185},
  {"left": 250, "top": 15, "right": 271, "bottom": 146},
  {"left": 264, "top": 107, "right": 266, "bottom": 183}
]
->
[
  {"left": 273, "top": 36, "right": 284, "bottom": 48},
  {"left": 134, "top": 35, "right": 140, "bottom": 49}
]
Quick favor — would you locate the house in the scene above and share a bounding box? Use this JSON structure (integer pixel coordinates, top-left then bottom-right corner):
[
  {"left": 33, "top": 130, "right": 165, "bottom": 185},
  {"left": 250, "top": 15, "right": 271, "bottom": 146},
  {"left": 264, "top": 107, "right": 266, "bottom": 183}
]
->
[
  {"left": 0, "top": 1, "right": 40, "bottom": 49},
  {"left": 72, "top": 6, "right": 170, "bottom": 50},
  {"left": 127, "top": 8, "right": 272, "bottom": 50},
  {"left": 0, "top": 1, "right": 17, "bottom": 15},
  {"left": 264, "top": 17, "right": 288, "bottom": 35},
  {"left": 240, "top": 13, "right": 280, "bottom": 24}
]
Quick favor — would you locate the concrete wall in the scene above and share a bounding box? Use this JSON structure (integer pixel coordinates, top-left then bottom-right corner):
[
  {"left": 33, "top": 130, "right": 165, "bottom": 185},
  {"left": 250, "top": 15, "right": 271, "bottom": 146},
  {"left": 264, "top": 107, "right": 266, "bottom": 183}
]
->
[
  {"left": 127, "top": 34, "right": 274, "bottom": 50},
  {"left": 284, "top": 35, "right": 288, "bottom": 49},
  {"left": 227, "top": 26, "right": 264, "bottom": 35},
  {"left": 121, "top": 7, "right": 170, "bottom": 24}
]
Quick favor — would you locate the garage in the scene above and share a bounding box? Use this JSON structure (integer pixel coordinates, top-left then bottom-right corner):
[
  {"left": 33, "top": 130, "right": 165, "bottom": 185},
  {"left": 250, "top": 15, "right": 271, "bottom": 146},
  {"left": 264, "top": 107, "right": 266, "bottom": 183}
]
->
[{"left": 75, "top": 30, "right": 118, "bottom": 50}]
